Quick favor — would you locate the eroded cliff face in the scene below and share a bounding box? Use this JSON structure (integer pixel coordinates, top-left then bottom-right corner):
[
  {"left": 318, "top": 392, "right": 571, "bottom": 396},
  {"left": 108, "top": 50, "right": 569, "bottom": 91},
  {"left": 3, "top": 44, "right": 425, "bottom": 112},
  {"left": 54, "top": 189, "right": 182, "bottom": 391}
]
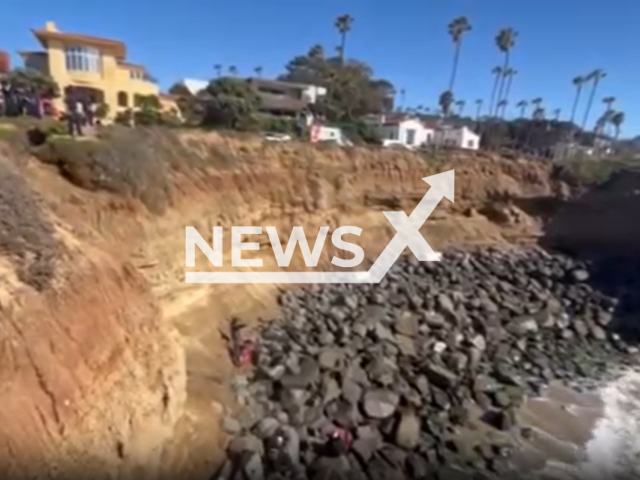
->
[
  {"left": 0, "top": 131, "right": 560, "bottom": 480},
  {"left": 0, "top": 249, "right": 185, "bottom": 480}
]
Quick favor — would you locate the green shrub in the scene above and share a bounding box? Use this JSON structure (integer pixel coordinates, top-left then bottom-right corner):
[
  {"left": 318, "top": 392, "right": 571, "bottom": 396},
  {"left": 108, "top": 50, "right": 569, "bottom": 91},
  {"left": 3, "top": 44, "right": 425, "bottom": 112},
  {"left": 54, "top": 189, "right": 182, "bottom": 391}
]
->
[{"left": 33, "top": 128, "right": 170, "bottom": 214}]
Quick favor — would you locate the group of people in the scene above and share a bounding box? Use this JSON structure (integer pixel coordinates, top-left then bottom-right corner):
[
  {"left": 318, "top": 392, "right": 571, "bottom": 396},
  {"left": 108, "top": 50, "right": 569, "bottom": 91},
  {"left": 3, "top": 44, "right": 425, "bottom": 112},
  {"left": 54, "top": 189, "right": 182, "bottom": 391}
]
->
[
  {"left": 0, "top": 80, "right": 98, "bottom": 136},
  {"left": 64, "top": 87, "right": 99, "bottom": 136},
  {"left": 0, "top": 79, "right": 51, "bottom": 118}
]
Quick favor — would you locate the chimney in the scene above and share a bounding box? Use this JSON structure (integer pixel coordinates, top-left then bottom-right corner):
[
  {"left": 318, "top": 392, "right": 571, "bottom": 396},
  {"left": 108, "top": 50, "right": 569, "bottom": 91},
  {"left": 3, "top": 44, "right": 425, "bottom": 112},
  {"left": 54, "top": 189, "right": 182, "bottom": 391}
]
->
[{"left": 45, "top": 21, "right": 58, "bottom": 32}]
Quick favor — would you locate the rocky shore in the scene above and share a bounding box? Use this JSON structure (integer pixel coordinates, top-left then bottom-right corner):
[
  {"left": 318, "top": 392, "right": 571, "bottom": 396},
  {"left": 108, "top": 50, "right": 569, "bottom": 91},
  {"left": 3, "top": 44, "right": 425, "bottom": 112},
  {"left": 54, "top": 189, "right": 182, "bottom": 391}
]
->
[{"left": 215, "top": 249, "right": 638, "bottom": 480}]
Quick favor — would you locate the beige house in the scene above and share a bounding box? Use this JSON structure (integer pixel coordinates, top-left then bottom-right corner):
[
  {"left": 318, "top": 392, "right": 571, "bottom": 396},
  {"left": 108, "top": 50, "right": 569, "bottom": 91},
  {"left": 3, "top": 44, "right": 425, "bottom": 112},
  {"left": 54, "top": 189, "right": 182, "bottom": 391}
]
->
[{"left": 20, "top": 21, "right": 177, "bottom": 119}]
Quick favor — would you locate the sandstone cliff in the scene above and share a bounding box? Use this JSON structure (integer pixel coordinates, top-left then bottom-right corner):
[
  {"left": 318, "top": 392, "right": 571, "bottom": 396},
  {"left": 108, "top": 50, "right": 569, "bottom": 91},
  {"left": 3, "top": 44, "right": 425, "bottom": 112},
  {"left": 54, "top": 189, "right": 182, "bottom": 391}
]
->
[{"left": 0, "top": 128, "right": 561, "bottom": 479}]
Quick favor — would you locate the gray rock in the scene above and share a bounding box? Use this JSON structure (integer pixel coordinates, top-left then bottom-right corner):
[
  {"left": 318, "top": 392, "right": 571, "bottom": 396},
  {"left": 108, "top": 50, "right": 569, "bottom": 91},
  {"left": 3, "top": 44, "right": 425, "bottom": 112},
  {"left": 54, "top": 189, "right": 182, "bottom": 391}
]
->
[
  {"left": 342, "top": 378, "right": 363, "bottom": 405},
  {"left": 425, "top": 364, "right": 458, "bottom": 389},
  {"left": 394, "top": 410, "right": 421, "bottom": 450},
  {"left": 352, "top": 425, "right": 382, "bottom": 462},
  {"left": 505, "top": 316, "right": 539, "bottom": 336},
  {"left": 244, "top": 452, "right": 264, "bottom": 480},
  {"left": 423, "top": 311, "right": 446, "bottom": 328},
  {"left": 253, "top": 417, "right": 280, "bottom": 439},
  {"left": 396, "top": 334, "right": 417, "bottom": 356},
  {"left": 323, "top": 377, "right": 341, "bottom": 404},
  {"left": 318, "top": 348, "right": 345, "bottom": 371},
  {"left": 363, "top": 389, "right": 400, "bottom": 418},
  {"left": 395, "top": 311, "right": 419, "bottom": 337},
  {"left": 227, "top": 434, "right": 263, "bottom": 455},
  {"left": 222, "top": 415, "right": 242, "bottom": 435},
  {"left": 279, "top": 356, "right": 320, "bottom": 388}
]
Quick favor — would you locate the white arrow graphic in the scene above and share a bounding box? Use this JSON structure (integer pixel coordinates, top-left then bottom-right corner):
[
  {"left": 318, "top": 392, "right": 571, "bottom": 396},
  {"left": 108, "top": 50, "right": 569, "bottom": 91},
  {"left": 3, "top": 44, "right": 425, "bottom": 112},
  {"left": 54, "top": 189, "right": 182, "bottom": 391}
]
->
[{"left": 186, "top": 170, "right": 454, "bottom": 284}]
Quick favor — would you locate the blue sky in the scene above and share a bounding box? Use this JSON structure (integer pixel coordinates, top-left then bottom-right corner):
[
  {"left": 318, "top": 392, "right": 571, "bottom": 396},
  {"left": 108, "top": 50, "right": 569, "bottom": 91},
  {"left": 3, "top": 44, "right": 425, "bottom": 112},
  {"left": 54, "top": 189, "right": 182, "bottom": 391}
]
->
[{"left": 2, "top": 0, "right": 639, "bottom": 136}]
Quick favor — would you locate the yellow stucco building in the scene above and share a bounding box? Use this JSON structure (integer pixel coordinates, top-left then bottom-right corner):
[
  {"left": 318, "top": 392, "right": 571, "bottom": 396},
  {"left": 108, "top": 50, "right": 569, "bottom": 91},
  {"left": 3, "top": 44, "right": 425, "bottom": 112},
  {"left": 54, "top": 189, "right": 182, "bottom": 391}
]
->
[{"left": 20, "top": 21, "right": 177, "bottom": 119}]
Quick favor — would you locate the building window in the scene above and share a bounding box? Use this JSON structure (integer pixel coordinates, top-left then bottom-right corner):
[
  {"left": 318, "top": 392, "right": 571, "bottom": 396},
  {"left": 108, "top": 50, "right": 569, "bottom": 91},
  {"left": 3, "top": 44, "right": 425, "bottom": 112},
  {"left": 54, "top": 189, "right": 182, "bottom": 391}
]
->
[
  {"left": 117, "top": 91, "right": 128, "bottom": 107},
  {"left": 129, "top": 70, "right": 144, "bottom": 80},
  {"left": 467, "top": 140, "right": 474, "bottom": 148},
  {"left": 406, "top": 129, "right": 416, "bottom": 145},
  {"left": 65, "top": 45, "right": 101, "bottom": 73}
]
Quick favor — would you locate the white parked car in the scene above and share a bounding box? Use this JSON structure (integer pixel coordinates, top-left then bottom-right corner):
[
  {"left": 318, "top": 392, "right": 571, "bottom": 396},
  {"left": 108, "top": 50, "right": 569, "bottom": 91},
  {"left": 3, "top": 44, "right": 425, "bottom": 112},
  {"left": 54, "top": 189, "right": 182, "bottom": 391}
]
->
[
  {"left": 382, "top": 139, "right": 412, "bottom": 150},
  {"left": 263, "top": 132, "right": 292, "bottom": 142}
]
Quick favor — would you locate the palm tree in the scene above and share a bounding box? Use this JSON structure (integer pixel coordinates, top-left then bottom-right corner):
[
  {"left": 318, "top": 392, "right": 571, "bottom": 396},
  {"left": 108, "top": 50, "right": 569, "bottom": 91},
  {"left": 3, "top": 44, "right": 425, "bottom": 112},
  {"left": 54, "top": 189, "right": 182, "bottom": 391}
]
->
[
  {"left": 335, "top": 14, "right": 354, "bottom": 63},
  {"left": 455, "top": 99, "right": 466, "bottom": 116},
  {"left": 398, "top": 88, "right": 406, "bottom": 111},
  {"left": 533, "top": 106, "right": 546, "bottom": 121},
  {"left": 500, "top": 68, "right": 517, "bottom": 118},
  {"left": 439, "top": 90, "right": 454, "bottom": 117},
  {"left": 254, "top": 66, "right": 263, "bottom": 78},
  {"left": 610, "top": 111, "right": 625, "bottom": 140},
  {"left": 581, "top": 69, "right": 606, "bottom": 130},
  {"left": 493, "top": 28, "right": 517, "bottom": 116},
  {"left": 530, "top": 97, "right": 543, "bottom": 118},
  {"left": 228, "top": 65, "right": 238, "bottom": 77},
  {"left": 496, "top": 99, "right": 507, "bottom": 118},
  {"left": 516, "top": 100, "right": 528, "bottom": 118},
  {"left": 602, "top": 96, "right": 616, "bottom": 113},
  {"left": 600, "top": 97, "right": 616, "bottom": 135},
  {"left": 569, "top": 76, "right": 585, "bottom": 125},
  {"left": 488, "top": 66, "right": 503, "bottom": 118},
  {"left": 447, "top": 16, "right": 472, "bottom": 93},
  {"left": 214, "top": 64, "right": 222, "bottom": 78},
  {"left": 475, "top": 99, "right": 483, "bottom": 120},
  {"left": 552, "top": 108, "right": 561, "bottom": 121}
]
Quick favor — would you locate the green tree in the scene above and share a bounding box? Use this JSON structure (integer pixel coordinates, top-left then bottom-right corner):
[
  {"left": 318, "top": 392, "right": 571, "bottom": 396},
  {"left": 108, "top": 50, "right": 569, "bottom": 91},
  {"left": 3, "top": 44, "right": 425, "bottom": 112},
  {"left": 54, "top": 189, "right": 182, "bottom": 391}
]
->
[
  {"left": 95, "top": 103, "right": 109, "bottom": 119},
  {"left": 488, "top": 66, "right": 503, "bottom": 118},
  {"left": 516, "top": 100, "right": 528, "bottom": 118},
  {"left": 214, "top": 64, "right": 222, "bottom": 78},
  {"left": 134, "top": 94, "right": 162, "bottom": 125},
  {"left": 455, "top": 99, "right": 466, "bottom": 116},
  {"left": 447, "top": 16, "right": 472, "bottom": 93},
  {"left": 279, "top": 46, "right": 394, "bottom": 122},
  {"left": 581, "top": 69, "right": 606, "bottom": 130},
  {"left": 199, "top": 77, "right": 261, "bottom": 129},
  {"left": 335, "top": 14, "right": 354, "bottom": 63},
  {"left": 228, "top": 65, "right": 238, "bottom": 77},
  {"left": 5, "top": 68, "right": 59, "bottom": 98},
  {"left": 610, "top": 111, "right": 625, "bottom": 139},
  {"left": 493, "top": 28, "right": 517, "bottom": 116},
  {"left": 552, "top": 108, "right": 561, "bottom": 121},
  {"left": 569, "top": 76, "right": 585, "bottom": 125},
  {"left": 254, "top": 66, "right": 263, "bottom": 78}
]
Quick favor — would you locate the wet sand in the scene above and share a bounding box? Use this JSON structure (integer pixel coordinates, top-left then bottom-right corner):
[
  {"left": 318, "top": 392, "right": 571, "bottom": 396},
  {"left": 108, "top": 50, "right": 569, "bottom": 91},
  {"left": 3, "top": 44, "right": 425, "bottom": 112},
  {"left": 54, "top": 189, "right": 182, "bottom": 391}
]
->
[{"left": 514, "top": 382, "right": 604, "bottom": 478}]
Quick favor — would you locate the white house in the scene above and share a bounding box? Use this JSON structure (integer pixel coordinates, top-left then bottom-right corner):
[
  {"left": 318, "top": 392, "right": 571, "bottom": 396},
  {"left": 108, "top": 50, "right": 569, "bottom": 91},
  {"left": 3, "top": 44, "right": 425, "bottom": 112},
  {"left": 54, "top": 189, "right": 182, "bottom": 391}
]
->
[
  {"left": 370, "top": 115, "right": 435, "bottom": 149},
  {"left": 433, "top": 125, "right": 480, "bottom": 150}
]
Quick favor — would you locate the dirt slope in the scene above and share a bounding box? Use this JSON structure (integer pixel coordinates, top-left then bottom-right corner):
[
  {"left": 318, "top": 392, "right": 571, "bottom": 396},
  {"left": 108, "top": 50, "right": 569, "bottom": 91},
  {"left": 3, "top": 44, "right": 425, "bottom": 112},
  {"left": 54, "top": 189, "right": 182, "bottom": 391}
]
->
[{"left": 0, "top": 130, "right": 560, "bottom": 479}]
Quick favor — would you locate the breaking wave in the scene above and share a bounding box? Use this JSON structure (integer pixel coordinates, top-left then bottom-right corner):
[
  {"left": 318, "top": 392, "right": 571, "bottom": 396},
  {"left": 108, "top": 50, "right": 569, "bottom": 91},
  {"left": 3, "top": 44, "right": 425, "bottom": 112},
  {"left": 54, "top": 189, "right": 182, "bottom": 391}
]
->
[{"left": 579, "top": 368, "right": 640, "bottom": 480}]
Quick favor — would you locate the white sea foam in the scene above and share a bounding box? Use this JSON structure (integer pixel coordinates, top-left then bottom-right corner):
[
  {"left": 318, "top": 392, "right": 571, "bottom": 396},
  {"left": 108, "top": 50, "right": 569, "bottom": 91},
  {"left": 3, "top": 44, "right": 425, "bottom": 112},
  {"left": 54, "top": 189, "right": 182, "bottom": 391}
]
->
[{"left": 578, "top": 368, "right": 640, "bottom": 480}]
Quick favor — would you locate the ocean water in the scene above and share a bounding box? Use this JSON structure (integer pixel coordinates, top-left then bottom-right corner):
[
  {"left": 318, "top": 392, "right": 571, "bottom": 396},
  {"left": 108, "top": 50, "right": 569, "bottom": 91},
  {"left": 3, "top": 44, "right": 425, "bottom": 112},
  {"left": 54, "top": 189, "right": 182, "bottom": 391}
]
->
[{"left": 578, "top": 368, "right": 640, "bottom": 480}]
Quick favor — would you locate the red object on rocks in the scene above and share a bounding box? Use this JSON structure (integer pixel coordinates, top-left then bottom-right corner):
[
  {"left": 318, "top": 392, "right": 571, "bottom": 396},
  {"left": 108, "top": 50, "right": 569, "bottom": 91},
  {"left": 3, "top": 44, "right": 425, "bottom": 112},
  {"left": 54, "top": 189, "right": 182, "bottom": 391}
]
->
[
  {"left": 329, "top": 427, "right": 353, "bottom": 451},
  {"left": 239, "top": 340, "right": 257, "bottom": 366}
]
